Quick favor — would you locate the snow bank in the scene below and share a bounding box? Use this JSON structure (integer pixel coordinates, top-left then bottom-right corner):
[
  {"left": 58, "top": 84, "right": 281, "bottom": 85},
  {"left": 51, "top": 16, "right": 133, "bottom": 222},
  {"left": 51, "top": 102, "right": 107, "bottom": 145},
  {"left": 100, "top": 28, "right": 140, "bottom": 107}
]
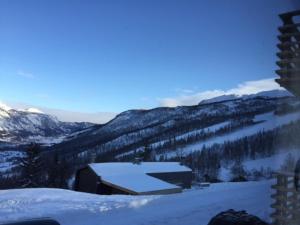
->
[{"left": 0, "top": 181, "right": 273, "bottom": 225}]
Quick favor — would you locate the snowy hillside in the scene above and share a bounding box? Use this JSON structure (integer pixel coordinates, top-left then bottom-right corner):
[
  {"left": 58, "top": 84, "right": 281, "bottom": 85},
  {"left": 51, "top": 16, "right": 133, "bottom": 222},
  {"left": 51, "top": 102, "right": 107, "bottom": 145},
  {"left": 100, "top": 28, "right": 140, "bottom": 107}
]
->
[
  {"left": 51, "top": 90, "right": 300, "bottom": 163},
  {"left": 0, "top": 103, "right": 93, "bottom": 145},
  {"left": 219, "top": 149, "right": 300, "bottom": 182},
  {"left": 0, "top": 181, "right": 272, "bottom": 225},
  {"left": 1, "top": 90, "right": 299, "bottom": 183},
  {"left": 165, "top": 111, "right": 300, "bottom": 158}
]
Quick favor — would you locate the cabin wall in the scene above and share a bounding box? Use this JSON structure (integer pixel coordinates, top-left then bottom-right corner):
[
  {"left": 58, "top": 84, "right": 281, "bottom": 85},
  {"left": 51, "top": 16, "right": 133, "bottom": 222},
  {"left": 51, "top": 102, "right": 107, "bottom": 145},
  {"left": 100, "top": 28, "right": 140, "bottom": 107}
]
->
[
  {"left": 139, "top": 187, "right": 182, "bottom": 195},
  {"left": 97, "top": 182, "right": 132, "bottom": 195},
  {"left": 147, "top": 171, "right": 192, "bottom": 189},
  {"left": 75, "top": 167, "right": 99, "bottom": 194}
]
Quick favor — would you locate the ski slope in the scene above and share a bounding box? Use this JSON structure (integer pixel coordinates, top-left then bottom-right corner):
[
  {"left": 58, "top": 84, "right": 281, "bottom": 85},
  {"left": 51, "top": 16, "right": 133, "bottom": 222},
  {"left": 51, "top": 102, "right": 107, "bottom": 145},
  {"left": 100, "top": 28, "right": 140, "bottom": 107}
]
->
[
  {"left": 219, "top": 149, "right": 300, "bottom": 181},
  {"left": 0, "top": 181, "right": 273, "bottom": 225},
  {"left": 244, "top": 149, "right": 300, "bottom": 172},
  {"left": 164, "top": 111, "right": 300, "bottom": 158}
]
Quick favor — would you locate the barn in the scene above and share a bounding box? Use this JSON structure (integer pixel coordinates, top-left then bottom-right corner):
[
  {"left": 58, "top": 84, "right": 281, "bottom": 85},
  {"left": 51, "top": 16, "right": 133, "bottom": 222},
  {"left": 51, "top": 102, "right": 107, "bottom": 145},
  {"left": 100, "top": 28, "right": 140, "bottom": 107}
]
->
[{"left": 74, "top": 162, "right": 192, "bottom": 195}]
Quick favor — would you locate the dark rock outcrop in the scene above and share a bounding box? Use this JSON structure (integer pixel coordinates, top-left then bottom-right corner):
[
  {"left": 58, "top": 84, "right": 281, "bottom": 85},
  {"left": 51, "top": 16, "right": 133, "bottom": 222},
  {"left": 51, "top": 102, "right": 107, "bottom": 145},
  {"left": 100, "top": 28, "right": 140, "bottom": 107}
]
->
[{"left": 207, "top": 209, "right": 269, "bottom": 225}]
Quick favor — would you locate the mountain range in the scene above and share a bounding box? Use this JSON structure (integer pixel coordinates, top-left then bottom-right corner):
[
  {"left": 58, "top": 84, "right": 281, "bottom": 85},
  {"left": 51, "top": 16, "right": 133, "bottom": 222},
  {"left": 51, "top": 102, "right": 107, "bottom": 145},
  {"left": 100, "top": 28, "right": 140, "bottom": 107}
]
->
[
  {"left": 1, "top": 89, "right": 300, "bottom": 177},
  {"left": 0, "top": 103, "right": 92, "bottom": 146},
  {"left": 0, "top": 90, "right": 295, "bottom": 150},
  {"left": 47, "top": 89, "right": 300, "bottom": 161}
]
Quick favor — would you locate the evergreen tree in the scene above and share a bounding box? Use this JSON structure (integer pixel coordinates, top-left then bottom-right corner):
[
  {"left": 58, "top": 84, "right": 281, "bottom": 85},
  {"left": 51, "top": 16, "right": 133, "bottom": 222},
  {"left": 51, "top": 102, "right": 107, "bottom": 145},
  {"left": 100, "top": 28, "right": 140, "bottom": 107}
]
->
[
  {"left": 19, "top": 143, "right": 45, "bottom": 188},
  {"left": 143, "top": 142, "right": 153, "bottom": 161},
  {"left": 47, "top": 153, "right": 72, "bottom": 188},
  {"left": 280, "top": 153, "right": 296, "bottom": 173},
  {"left": 230, "top": 160, "right": 247, "bottom": 182}
]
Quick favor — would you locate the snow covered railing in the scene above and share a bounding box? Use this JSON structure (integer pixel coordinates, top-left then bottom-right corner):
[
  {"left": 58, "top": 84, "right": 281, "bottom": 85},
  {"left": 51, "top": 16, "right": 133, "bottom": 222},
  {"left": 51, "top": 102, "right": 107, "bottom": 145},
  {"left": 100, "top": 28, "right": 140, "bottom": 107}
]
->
[{"left": 271, "top": 171, "right": 300, "bottom": 225}]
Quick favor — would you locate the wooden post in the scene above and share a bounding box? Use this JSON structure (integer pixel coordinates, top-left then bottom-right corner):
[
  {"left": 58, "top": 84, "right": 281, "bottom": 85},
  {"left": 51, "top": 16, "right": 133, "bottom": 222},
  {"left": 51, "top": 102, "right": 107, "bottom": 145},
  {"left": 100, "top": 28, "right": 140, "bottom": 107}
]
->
[{"left": 271, "top": 172, "right": 300, "bottom": 225}]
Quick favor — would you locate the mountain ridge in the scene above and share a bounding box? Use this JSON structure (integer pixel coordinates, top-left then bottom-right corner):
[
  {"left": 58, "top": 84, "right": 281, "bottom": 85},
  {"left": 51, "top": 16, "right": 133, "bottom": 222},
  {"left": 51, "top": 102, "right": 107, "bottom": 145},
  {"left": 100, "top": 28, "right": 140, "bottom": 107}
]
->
[
  {"left": 0, "top": 105, "right": 93, "bottom": 146},
  {"left": 199, "top": 89, "right": 292, "bottom": 105},
  {"left": 49, "top": 90, "right": 300, "bottom": 162}
]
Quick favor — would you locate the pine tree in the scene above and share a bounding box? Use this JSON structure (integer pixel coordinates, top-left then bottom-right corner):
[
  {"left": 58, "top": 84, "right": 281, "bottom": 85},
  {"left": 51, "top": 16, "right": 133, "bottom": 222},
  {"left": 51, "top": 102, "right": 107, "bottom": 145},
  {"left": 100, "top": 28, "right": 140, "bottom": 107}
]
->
[
  {"left": 230, "top": 160, "right": 247, "bottom": 182},
  {"left": 19, "top": 143, "right": 45, "bottom": 188},
  {"left": 280, "top": 153, "right": 296, "bottom": 173},
  {"left": 47, "top": 153, "right": 72, "bottom": 188},
  {"left": 143, "top": 142, "right": 151, "bottom": 161}
]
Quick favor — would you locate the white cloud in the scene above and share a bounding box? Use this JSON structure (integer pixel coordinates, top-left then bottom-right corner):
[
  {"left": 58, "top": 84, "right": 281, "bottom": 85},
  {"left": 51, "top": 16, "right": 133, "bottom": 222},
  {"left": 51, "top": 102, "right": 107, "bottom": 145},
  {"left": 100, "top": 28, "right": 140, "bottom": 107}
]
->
[
  {"left": 226, "top": 78, "right": 283, "bottom": 96},
  {"left": 2, "top": 101, "right": 117, "bottom": 124},
  {"left": 42, "top": 108, "right": 117, "bottom": 124},
  {"left": 175, "top": 88, "right": 196, "bottom": 94},
  {"left": 1, "top": 78, "right": 284, "bottom": 122},
  {"left": 159, "top": 78, "right": 284, "bottom": 107},
  {"left": 17, "top": 70, "right": 35, "bottom": 79}
]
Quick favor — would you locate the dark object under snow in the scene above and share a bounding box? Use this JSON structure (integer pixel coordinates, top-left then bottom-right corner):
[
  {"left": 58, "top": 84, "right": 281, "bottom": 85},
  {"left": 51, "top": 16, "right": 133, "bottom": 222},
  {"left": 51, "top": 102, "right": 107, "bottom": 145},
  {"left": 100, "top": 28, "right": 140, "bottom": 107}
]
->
[
  {"left": 207, "top": 209, "right": 269, "bottom": 225},
  {"left": 0, "top": 218, "right": 60, "bottom": 225}
]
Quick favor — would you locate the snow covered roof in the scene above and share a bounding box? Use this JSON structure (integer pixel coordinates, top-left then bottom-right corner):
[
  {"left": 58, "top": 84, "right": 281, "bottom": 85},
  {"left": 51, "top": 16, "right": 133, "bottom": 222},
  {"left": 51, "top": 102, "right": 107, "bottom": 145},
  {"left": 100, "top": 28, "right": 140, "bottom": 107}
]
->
[
  {"left": 102, "top": 173, "right": 180, "bottom": 194},
  {"left": 88, "top": 162, "right": 191, "bottom": 194},
  {"left": 89, "top": 162, "right": 191, "bottom": 176}
]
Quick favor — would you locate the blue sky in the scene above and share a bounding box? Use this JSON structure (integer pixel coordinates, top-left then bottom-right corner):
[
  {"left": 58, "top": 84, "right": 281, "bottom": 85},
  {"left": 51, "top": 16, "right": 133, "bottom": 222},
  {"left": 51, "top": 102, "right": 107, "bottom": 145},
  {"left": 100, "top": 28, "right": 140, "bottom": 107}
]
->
[{"left": 0, "top": 0, "right": 299, "bottom": 123}]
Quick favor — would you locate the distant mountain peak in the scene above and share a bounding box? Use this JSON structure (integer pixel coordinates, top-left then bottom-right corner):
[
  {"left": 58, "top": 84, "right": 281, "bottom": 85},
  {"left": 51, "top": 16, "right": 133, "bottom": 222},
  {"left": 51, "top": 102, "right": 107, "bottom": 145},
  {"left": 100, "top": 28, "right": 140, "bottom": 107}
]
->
[
  {"left": 23, "top": 107, "right": 44, "bottom": 114},
  {"left": 199, "top": 89, "right": 292, "bottom": 105},
  {"left": 0, "top": 104, "right": 93, "bottom": 145},
  {"left": 0, "top": 102, "right": 12, "bottom": 111},
  {"left": 0, "top": 102, "right": 44, "bottom": 114}
]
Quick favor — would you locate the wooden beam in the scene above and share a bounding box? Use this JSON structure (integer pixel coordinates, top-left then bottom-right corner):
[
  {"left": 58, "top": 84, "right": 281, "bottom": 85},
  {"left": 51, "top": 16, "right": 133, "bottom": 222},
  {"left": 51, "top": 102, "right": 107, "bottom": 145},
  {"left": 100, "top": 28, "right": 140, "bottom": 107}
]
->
[
  {"left": 276, "top": 58, "right": 300, "bottom": 67},
  {"left": 276, "top": 69, "right": 300, "bottom": 77},
  {"left": 279, "top": 10, "right": 300, "bottom": 22},
  {"left": 277, "top": 51, "right": 299, "bottom": 59},
  {"left": 277, "top": 41, "right": 300, "bottom": 51},
  {"left": 275, "top": 78, "right": 300, "bottom": 96},
  {"left": 278, "top": 33, "right": 300, "bottom": 42},
  {"left": 279, "top": 23, "right": 300, "bottom": 33}
]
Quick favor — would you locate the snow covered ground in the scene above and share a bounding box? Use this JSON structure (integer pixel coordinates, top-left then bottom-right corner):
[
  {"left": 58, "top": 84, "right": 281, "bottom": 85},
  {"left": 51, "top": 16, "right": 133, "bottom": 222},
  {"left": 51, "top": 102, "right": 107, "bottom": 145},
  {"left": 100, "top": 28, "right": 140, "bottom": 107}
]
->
[
  {"left": 164, "top": 111, "right": 300, "bottom": 158},
  {"left": 0, "top": 181, "right": 273, "bottom": 225},
  {"left": 150, "top": 121, "right": 231, "bottom": 149},
  {"left": 219, "top": 149, "right": 300, "bottom": 181},
  {"left": 0, "top": 151, "right": 24, "bottom": 173},
  {"left": 244, "top": 149, "right": 300, "bottom": 172}
]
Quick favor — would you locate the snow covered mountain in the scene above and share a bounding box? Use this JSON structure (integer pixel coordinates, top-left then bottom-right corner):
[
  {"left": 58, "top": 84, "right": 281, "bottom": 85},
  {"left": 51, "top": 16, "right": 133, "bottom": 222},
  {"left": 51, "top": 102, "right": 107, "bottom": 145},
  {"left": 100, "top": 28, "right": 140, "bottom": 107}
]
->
[
  {"left": 0, "top": 103, "right": 93, "bottom": 145},
  {"left": 199, "top": 89, "right": 292, "bottom": 105},
  {"left": 1, "top": 89, "right": 300, "bottom": 181},
  {"left": 50, "top": 90, "right": 300, "bottom": 163}
]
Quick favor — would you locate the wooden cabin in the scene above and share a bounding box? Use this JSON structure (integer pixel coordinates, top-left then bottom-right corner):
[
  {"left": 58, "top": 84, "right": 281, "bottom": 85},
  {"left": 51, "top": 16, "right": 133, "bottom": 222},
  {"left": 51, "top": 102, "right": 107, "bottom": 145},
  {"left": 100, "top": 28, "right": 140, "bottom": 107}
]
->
[{"left": 74, "top": 162, "right": 192, "bottom": 195}]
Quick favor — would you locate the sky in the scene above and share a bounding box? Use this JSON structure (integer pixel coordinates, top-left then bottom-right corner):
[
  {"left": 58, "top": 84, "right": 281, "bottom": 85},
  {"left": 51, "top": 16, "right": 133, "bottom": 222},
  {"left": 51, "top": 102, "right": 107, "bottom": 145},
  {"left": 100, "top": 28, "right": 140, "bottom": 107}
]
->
[{"left": 0, "top": 0, "right": 299, "bottom": 123}]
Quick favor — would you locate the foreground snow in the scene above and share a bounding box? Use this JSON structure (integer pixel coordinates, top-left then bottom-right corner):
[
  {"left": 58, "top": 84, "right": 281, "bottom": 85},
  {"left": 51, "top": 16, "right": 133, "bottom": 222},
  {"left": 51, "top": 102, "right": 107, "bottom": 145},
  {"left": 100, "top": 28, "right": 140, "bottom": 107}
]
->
[{"left": 0, "top": 181, "right": 273, "bottom": 225}]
